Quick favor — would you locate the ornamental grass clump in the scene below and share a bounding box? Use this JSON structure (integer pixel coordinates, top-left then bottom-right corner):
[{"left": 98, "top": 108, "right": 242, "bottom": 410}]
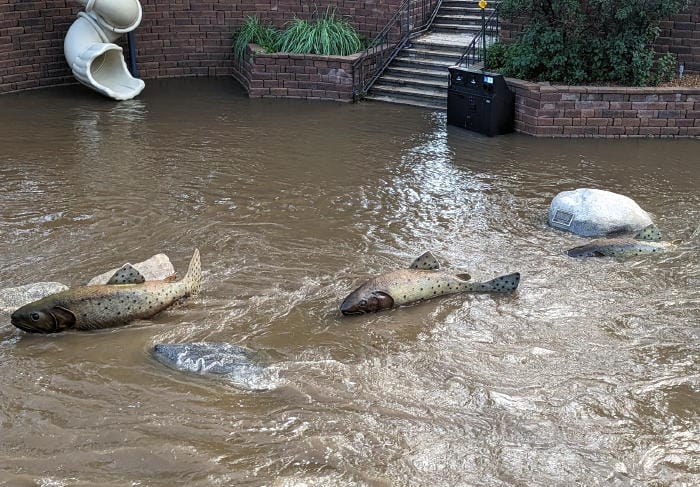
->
[
  {"left": 233, "top": 16, "right": 280, "bottom": 60},
  {"left": 278, "top": 11, "right": 364, "bottom": 56},
  {"left": 491, "top": 0, "right": 690, "bottom": 86},
  {"left": 232, "top": 10, "right": 364, "bottom": 59}
]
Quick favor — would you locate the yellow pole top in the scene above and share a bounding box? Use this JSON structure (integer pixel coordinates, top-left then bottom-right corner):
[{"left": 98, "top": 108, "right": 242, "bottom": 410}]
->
[{"left": 479, "top": 0, "right": 488, "bottom": 8}]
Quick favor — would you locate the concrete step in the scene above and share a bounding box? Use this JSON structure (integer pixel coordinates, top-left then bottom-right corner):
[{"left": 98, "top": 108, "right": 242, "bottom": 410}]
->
[
  {"left": 380, "top": 74, "right": 449, "bottom": 90},
  {"left": 431, "top": 23, "right": 484, "bottom": 33},
  {"left": 439, "top": 6, "right": 496, "bottom": 15},
  {"left": 364, "top": 94, "right": 446, "bottom": 111},
  {"left": 385, "top": 65, "right": 450, "bottom": 81},
  {"left": 371, "top": 83, "right": 447, "bottom": 101},
  {"left": 401, "top": 47, "right": 464, "bottom": 63},
  {"left": 435, "top": 14, "right": 484, "bottom": 23},
  {"left": 394, "top": 56, "right": 460, "bottom": 69}
]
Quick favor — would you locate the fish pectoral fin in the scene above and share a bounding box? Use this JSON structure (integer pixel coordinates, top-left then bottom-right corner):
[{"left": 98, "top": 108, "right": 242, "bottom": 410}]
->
[
  {"left": 671, "top": 239, "right": 682, "bottom": 245},
  {"left": 634, "top": 224, "right": 662, "bottom": 241},
  {"left": 455, "top": 273, "right": 471, "bottom": 281},
  {"left": 49, "top": 306, "right": 76, "bottom": 331},
  {"left": 163, "top": 274, "right": 178, "bottom": 283},
  {"left": 107, "top": 263, "right": 146, "bottom": 285},
  {"left": 409, "top": 251, "right": 440, "bottom": 270},
  {"left": 593, "top": 251, "right": 607, "bottom": 257}
]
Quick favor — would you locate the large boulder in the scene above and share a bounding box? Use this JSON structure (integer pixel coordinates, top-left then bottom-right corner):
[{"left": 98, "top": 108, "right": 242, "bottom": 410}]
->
[
  {"left": 0, "top": 282, "right": 68, "bottom": 315},
  {"left": 548, "top": 188, "right": 653, "bottom": 237},
  {"left": 87, "top": 253, "right": 175, "bottom": 285}
]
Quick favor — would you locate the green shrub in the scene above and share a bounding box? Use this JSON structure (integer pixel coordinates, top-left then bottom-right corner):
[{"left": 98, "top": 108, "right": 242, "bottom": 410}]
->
[
  {"left": 232, "top": 16, "right": 280, "bottom": 60},
  {"left": 279, "top": 10, "right": 363, "bottom": 56},
  {"left": 498, "top": 0, "right": 688, "bottom": 86},
  {"left": 485, "top": 42, "right": 508, "bottom": 71}
]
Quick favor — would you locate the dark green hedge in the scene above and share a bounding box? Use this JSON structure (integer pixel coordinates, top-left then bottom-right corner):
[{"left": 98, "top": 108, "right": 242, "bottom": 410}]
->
[{"left": 489, "top": 0, "right": 689, "bottom": 86}]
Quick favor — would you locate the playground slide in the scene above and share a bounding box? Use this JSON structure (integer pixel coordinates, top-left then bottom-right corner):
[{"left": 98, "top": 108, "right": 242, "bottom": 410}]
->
[{"left": 64, "top": 0, "right": 145, "bottom": 100}]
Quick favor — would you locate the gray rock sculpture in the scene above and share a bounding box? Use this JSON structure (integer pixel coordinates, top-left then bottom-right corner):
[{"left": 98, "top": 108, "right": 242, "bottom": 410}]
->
[
  {"left": 0, "top": 282, "right": 69, "bottom": 315},
  {"left": 548, "top": 188, "right": 653, "bottom": 237}
]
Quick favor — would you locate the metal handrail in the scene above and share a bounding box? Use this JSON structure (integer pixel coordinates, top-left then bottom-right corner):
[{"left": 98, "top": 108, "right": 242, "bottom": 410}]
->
[
  {"left": 352, "top": 0, "right": 443, "bottom": 100},
  {"left": 455, "top": 4, "right": 500, "bottom": 68}
]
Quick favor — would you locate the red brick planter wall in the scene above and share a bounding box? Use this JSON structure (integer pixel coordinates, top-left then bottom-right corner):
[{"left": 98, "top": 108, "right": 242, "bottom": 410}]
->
[
  {"left": 0, "top": 0, "right": 402, "bottom": 95},
  {"left": 508, "top": 79, "right": 700, "bottom": 138},
  {"left": 235, "top": 44, "right": 358, "bottom": 101}
]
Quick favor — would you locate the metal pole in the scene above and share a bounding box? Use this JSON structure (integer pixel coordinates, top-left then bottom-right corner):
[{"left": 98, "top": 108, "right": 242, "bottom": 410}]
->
[
  {"left": 127, "top": 31, "right": 139, "bottom": 77},
  {"left": 482, "top": 6, "right": 486, "bottom": 70}
]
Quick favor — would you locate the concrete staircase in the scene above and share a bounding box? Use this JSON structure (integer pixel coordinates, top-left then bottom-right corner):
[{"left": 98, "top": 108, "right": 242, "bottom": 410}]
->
[{"left": 365, "top": 0, "right": 497, "bottom": 110}]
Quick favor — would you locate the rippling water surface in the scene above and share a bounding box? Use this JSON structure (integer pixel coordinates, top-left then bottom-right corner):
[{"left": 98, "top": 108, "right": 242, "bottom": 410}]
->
[{"left": 0, "top": 79, "right": 698, "bottom": 486}]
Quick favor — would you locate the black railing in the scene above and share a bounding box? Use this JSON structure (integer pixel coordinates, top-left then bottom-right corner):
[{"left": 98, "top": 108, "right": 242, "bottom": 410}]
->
[
  {"left": 352, "top": 0, "right": 442, "bottom": 100},
  {"left": 455, "top": 4, "right": 500, "bottom": 68}
]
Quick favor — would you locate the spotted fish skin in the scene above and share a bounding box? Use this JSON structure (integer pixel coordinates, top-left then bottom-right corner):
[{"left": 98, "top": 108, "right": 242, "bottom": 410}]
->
[
  {"left": 567, "top": 224, "right": 679, "bottom": 258},
  {"left": 11, "top": 249, "right": 201, "bottom": 333},
  {"left": 340, "top": 255, "right": 520, "bottom": 315},
  {"left": 567, "top": 238, "right": 677, "bottom": 258}
]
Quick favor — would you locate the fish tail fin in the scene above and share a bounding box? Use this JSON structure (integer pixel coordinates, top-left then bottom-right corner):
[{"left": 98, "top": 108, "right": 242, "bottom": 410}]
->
[
  {"left": 183, "top": 249, "right": 202, "bottom": 295},
  {"left": 479, "top": 272, "right": 521, "bottom": 293}
]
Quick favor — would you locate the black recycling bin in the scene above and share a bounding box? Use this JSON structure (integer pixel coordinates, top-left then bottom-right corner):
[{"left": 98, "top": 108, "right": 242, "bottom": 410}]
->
[{"left": 447, "top": 67, "right": 515, "bottom": 136}]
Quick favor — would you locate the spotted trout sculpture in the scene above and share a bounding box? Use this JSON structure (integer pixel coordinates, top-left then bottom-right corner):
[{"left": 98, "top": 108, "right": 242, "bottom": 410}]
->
[
  {"left": 340, "top": 251, "right": 520, "bottom": 315},
  {"left": 567, "top": 224, "right": 680, "bottom": 258},
  {"left": 11, "top": 249, "right": 201, "bottom": 333}
]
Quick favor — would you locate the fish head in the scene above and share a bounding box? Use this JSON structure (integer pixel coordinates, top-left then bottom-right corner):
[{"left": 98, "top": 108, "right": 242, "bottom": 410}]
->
[
  {"left": 340, "top": 286, "right": 394, "bottom": 315},
  {"left": 11, "top": 302, "right": 76, "bottom": 334},
  {"left": 567, "top": 244, "right": 605, "bottom": 258}
]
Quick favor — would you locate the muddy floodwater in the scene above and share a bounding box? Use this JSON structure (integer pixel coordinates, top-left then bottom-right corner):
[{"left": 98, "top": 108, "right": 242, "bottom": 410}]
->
[{"left": 0, "top": 78, "right": 698, "bottom": 486}]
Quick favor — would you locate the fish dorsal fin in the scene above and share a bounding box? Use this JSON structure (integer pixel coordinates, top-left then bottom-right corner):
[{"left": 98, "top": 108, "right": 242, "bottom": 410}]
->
[
  {"left": 634, "top": 224, "right": 662, "bottom": 241},
  {"left": 106, "top": 264, "right": 146, "bottom": 285},
  {"left": 455, "top": 273, "right": 471, "bottom": 281},
  {"left": 410, "top": 251, "right": 440, "bottom": 270}
]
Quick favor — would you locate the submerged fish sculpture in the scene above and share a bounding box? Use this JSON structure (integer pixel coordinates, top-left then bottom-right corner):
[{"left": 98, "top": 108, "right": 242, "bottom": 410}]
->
[
  {"left": 567, "top": 224, "right": 680, "bottom": 258},
  {"left": 340, "top": 251, "right": 520, "bottom": 315},
  {"left": 152, "top": 342, "right": 271, "bottom": 390},
  {"left": 11, "top": 249, "right": 201, "bottom": 333}
]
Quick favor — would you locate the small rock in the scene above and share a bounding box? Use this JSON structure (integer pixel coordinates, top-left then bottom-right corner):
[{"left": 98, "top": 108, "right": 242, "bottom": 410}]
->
[
  {"left": 88, "top": 253, "right": 175, "bottom": 285},
  {"left": 152, "top": 342, "right": 275, "bottom": 391},
  {"left": 0, "top": 282, "right": 68, "bottom": 314},
  {"left": 548, "top": 188, "right": 653, "bottom": 237}
]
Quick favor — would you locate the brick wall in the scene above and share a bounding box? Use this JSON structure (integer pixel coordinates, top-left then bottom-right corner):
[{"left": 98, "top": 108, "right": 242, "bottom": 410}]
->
[
  {"left": 237, "top": 43, "right": 357, "bottom": 101},
  {"left": 500, "top": 1, "right": 700, "bottom": 74},
  {"left": 656, "top": 1, "right": 700, "bottom": 73},
  {"left": 508, "top": 79, "right": 700, "bottom": 138},
  {"left": 0, "top": 0, "right": 403, "bottom": 95}
]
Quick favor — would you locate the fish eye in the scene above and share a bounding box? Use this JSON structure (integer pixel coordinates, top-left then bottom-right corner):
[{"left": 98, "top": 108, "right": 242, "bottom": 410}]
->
[
  {"left": 359, "top": 299, "right": 368, "bottom": 307},
  {"left": 30, "top": 312, "right": 40, "bottom": 321}
]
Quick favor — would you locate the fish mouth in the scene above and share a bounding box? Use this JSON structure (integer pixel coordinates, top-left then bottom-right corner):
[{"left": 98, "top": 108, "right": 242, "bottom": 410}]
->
[
  {"left": 339, "top": 302, "right": 364, "bottom": 316},
  {"left": 10, "top": 317, "right": 41, "bottom": 334}
]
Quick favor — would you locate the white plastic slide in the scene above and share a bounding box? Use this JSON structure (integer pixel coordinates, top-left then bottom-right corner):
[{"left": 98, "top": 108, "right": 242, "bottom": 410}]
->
[{"left": 64, "top": 0, "right": 145, "bottom": 100}]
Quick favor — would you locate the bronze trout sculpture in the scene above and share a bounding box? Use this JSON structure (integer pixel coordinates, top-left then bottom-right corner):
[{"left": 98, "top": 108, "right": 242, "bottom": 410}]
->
[
  {"left": 567, "top": 224, "right": 680, "bottom": 258},
  {"left": 11, "top": 249, "right": 201, "bottom": 333},
  {"left": 340, "top": 251, "right": 520, "bottom": 315}
]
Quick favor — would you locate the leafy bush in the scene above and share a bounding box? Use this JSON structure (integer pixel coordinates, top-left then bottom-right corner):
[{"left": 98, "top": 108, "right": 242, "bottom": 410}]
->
[
  {"left": 233, "top": 16, "right": 280, "bottom": 60},
  {"left": 497, "top": 0, "right": 689, "bottom": 86},
  {"left": 485, "top": 41, "right": 508, "bottom": 71},
  {"left": 232, "top": 11, "right": 364, "bottom": 60}
]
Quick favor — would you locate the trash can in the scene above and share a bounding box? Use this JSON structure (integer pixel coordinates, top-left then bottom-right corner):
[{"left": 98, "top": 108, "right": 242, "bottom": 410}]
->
[{"left": 447, "top": 67, "right": 514, "bottom": 136}]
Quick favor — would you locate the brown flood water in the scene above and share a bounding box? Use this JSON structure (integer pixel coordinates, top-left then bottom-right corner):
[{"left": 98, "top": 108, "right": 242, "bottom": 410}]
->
[{"left": 0, "top": 78, "right": 698, "bottom": 486}]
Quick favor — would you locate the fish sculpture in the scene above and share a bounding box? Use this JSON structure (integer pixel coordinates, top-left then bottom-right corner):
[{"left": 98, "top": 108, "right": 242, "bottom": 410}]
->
[
  {"left": 340, "top": 251, "right": 520, "bottom": 315},
  {"left": 567, "top": 224, "right": 680, "bottom": 258},
  {"left": 11, "top": 249, "right": 201, "bottom": 333}
]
